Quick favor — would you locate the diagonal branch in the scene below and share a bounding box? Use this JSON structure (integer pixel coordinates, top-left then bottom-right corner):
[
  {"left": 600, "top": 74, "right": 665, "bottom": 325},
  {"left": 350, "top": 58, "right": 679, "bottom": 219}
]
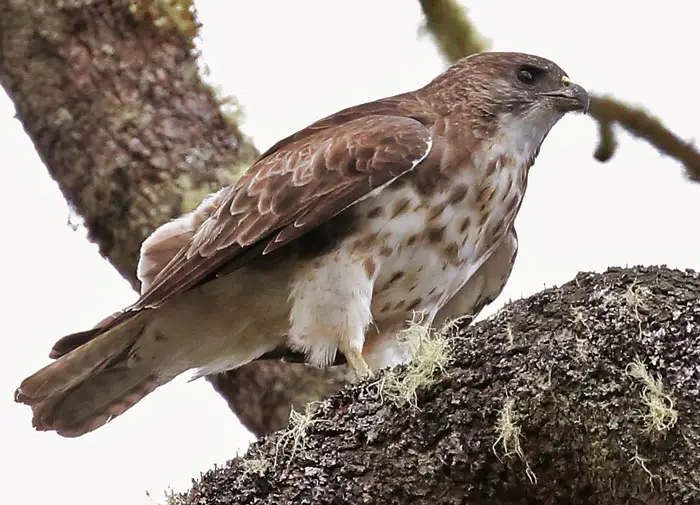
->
[
  {"left": 418, "top": 0, "right": 700, "bottom": 182},
  {"left": 0, "top": 0, "right": 257, "bottom": 290}
]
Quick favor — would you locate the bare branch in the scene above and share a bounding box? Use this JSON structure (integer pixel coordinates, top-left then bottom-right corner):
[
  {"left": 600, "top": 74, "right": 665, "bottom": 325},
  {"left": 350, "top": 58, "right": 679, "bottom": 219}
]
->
[
  {"left": 589, "top": 96, "right": 700, "bottom": 181},
  {"left": 418, "top": 0, "right": 700, "bottom": 181}
]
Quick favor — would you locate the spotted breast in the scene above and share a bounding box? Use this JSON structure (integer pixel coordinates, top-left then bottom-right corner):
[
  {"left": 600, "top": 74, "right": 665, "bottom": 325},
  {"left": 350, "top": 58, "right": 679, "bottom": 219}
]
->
[{"left": 343, "top": 145, "right": 529, "bottom": 368}]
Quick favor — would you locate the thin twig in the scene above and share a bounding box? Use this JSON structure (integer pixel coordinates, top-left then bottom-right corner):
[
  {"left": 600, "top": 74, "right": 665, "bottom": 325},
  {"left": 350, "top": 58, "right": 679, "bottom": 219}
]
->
[{"left": 418, "top": 0, "right": 700, "bottom": 180}]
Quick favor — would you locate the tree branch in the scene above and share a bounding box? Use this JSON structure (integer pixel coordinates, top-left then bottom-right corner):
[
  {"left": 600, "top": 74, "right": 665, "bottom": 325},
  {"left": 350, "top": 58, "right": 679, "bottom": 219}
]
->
[
  {"left": 0, "top": 0, "right": 257, "bottom": 290},
  {"left": 182, "top": 266, "right": 700, "bottom": 505},
  {"left": 418, "top": 0, "right": 489, "bottom": 62},
  {"left": 418, "top": 0, "right": 700, "bottom": 182},
  {"left": 589, "top": 96, "right": 700, "bottom": 180}
]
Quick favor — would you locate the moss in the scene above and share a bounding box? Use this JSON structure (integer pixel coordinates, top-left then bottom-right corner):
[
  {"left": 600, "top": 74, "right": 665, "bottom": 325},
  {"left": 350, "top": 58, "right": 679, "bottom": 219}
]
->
[
  {"left": 373, "top": 319, "right": 453, "bottom": 409},
  {"left": 272, "top": 401, "right": 324, "bottom": 469},
  {"left": 128, "top": 0, "right": 200, "bottom": 43},
  {"left": 626, "top": 359, "right": 679, "bottom": 433},
  {"left": 493, "top": 397, "right": 536, "bottom": 484}
]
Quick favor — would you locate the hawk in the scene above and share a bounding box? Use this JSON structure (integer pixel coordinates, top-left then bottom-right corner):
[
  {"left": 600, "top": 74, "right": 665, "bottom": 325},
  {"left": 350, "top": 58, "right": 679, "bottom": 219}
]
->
[{"left": 16, "top": 52, "right": 588, "bottom": 437}]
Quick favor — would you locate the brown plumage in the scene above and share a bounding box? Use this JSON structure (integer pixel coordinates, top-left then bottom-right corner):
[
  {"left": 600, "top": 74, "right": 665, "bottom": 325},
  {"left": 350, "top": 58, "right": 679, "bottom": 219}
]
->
[{"left": 15, "top": 52, "right": 588, "bottom": 438}]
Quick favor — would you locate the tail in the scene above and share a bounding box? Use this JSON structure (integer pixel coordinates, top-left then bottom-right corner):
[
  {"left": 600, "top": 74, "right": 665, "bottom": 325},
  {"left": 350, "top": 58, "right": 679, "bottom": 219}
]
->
[{"left": 15, "top": 313, "right": 171, "bottom": 437}]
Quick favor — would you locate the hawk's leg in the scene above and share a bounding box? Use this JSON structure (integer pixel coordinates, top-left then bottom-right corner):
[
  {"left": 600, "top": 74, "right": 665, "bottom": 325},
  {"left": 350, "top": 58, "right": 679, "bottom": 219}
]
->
[
  {"left": 288, "top": 251, "right": 375, "bottom": 378},
  {"left": 345, "top": 348, "right": 373, "bottom": 379}
]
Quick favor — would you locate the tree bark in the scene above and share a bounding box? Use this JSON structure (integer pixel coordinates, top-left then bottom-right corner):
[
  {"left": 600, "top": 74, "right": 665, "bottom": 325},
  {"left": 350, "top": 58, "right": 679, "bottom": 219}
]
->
[
  {"left": 182, "top": 266, "right": 700, "bottom": 505},
  {"left": 0, "top": 0, "right": 256, "bottom": 290}
]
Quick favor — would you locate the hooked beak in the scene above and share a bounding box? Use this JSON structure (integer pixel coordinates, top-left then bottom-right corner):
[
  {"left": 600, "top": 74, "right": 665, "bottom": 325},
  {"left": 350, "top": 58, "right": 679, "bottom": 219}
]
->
[{"left": 540, "top": 76, "right": 590, "bottom": 114}]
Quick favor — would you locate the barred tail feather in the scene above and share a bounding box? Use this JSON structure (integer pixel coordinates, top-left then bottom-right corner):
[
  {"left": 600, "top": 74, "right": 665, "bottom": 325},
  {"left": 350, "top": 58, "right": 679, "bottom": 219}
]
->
[{"left": 14, "top": 314, "right": 170, "bottom": 437}]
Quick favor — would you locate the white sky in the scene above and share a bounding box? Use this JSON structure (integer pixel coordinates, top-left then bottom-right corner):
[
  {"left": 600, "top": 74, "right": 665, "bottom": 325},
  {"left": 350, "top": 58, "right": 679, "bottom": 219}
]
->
[{"left": 1, "top": 1, "right": 698, "bottom": 504}]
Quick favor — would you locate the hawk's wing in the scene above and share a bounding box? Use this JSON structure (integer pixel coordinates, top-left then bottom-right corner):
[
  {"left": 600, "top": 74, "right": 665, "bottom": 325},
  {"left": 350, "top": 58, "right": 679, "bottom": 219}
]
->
[
  {"left": 136, "top": 114, "right": 433, "bottom": 310},
  {"left": 50, "top": 113, "right": 432, "bottom": 358}
]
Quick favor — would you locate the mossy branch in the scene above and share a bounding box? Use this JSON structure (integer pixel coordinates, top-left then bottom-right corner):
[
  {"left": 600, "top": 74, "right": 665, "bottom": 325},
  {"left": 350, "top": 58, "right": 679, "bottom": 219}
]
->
[
  {"left": 181, "top": 266, "right": 700, "bottom": 504},
  {"left": 418, "top": 0, "right": 700, "bottom": 181}
]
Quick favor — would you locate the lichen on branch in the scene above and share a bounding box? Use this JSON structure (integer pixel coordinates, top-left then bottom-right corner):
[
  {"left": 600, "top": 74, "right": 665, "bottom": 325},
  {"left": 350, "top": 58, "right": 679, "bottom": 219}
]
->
[{"left": 0, "top": 0, "right": 257, "bottom": 290}]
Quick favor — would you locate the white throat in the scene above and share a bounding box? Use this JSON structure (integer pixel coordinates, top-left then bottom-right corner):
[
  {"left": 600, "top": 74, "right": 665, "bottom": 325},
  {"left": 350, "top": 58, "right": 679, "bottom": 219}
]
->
[{"left": 494, "top": 109, "right": 564, "bottom": 167}]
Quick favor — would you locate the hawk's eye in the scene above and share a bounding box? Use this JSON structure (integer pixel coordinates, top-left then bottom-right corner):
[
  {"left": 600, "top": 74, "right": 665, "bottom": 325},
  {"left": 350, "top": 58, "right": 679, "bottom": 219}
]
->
[{"left": 517, "top": 65, "right": 546, "bottom": 85}]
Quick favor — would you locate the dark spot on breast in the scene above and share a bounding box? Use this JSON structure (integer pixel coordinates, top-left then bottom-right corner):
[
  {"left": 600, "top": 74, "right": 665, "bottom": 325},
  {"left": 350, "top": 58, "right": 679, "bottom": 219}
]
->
[
  {"left": 380, "top": 302, "right": 392, "bottom": 313},
  {"left": 406, "top": 234, "right": 418, "bottom": 246},
  {"left": 388, "top": 271, "right": 405, "bottom": 284},
  {"left": 486, "top": 156, "right": 503, "bottom": 177},
  {"left": 363, "top": 258, "right": 377, "bottom": 278},
  {"left": 428, "top": 287, "right": 437, "bottom": 295},
  {"left": 366, "top": 206, "right": 384, "bottom": 219},
  {"left": 154, "top": 332, "right": 167, "bottom": 342},
  {"left": 477, "top": 186, "right": 495, "bottom": 204},
  {"left": 448, "top": 184, "right": 469, "bottom": 205},
  {"left": 427, "top": 202, "right": 448, "bottom": 221},
  {"left": 380, "top": 245, "right": 393, "bottom": 257},
  {"left": 352, "top": 232, "right": 380, "bottom": 253},
  {"left": 425, "top": 226, "right": 446, "bottom": 244},
  {"left": 444, "top": 243, "right": 460, "bottom": 265},
  {"left": 394, "top": 300, "right": 406, "bottom": 310},
  {"left": 391, "top": 196, "right": 412, "bottom": 218},
  {"left": 459, "top": 216, "right": 471, "bottom": 234},
  {"left": 406, "top": 298, "right": 423, "bottom": 311}
]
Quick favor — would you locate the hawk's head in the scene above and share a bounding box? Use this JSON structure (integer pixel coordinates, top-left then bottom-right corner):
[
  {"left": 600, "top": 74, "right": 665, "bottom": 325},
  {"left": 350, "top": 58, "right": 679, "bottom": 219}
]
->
[
  {"left": 423, "top": 51, "right": 589, "bottom": 163},
  {"left": 428, "top": 51, "right": 589, "bottom": 115}
]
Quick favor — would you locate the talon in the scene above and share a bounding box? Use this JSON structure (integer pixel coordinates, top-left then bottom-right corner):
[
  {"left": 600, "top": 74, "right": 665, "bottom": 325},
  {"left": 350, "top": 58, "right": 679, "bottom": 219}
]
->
[{"left": 345, "top": 349, "right": 373, "bottom": 379}]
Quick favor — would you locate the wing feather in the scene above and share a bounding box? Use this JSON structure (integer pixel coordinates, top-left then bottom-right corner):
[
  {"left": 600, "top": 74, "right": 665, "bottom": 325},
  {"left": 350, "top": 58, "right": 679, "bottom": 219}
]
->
[{"left": 135, "top": 114, "right": 432, "bottom": 309}]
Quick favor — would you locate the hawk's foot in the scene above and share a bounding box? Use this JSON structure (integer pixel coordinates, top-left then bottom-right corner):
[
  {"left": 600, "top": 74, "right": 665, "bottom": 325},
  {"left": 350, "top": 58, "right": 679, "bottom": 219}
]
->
[{"left": 345, "top": 349, "right": 373, "bottom": 380}]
